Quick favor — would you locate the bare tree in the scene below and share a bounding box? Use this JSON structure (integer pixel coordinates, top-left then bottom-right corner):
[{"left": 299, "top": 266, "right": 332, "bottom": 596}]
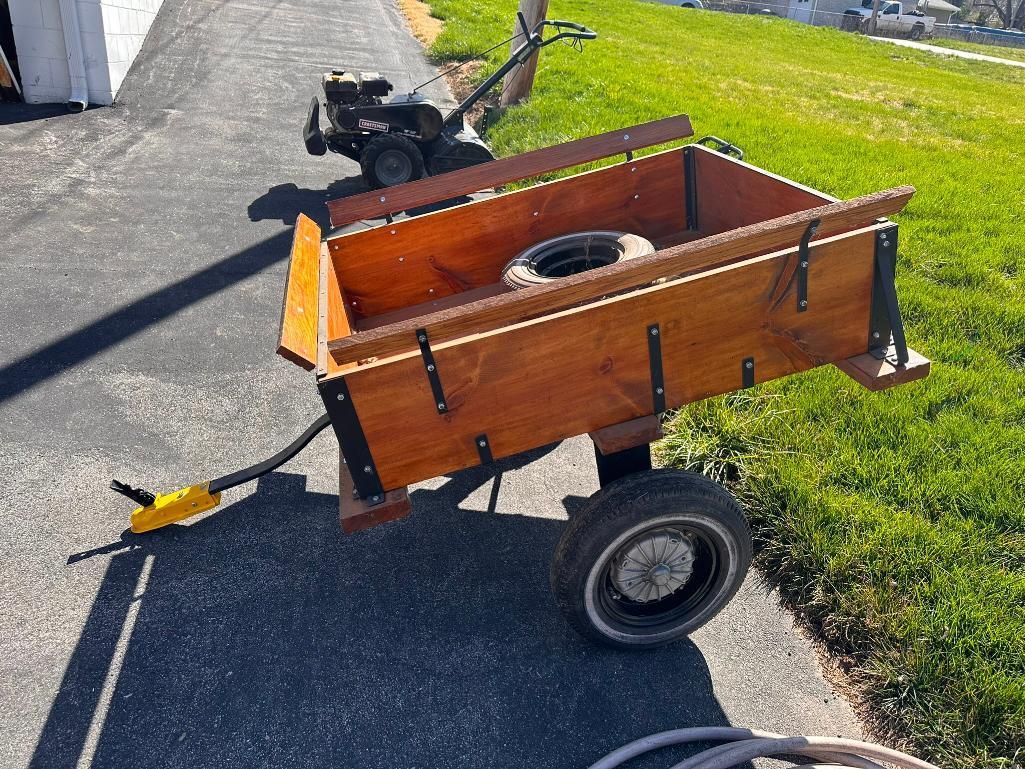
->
[{"left": 975, "top": 0, "right": 1025, "bottom": 27}]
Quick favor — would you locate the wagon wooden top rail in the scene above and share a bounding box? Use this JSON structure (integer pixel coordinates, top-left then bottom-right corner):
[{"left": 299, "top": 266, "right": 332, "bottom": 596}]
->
[{"left": 325, "top": 114, "right": 695, "bottom": 228}]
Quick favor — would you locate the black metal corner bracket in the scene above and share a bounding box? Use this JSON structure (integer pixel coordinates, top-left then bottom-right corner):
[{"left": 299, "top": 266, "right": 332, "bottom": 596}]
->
[
  {"left": 684, "top": 146, "right": 698, "bottom": 231},
  {"left": 475, "top": 434, "right": 494, "bottom": 465},
  {"left": 869, "top": 225, "right": 910, "bottom": 365},
  {"left": 318, "top": 376, "right": 384, "bottom": 501},
  {"left": 797, "top": 218, "right": 820, "bottom": 313},
  {"left": 416, "top": 328, "right": 448, "bottom": 413},
  {"left": 742, "top": 357, "right": 755, "bottom": 389},
  {"left": 647, "top": 324, "right": 666, "bottom": 414},
  {"left": 625, "top": 149, "right": 634, "bottom": 163}
]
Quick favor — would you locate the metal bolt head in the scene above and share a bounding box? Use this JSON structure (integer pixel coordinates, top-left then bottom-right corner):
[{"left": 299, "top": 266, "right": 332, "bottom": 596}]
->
[
  {"left": 336, "top": 393, "right": 345, "bottom": 401},
  {"left": 800, "top": 299, "right": 809, "bottom": 308},
  {"left": 745, "top": 361, "right": 754, "bottom": 369},
  {"left": 370, "top": 495, "right": 381, "bottom": 503},
  {"left": 800, "top": 260, "right": 809, "bottom": 268},
  {"left": 427, "top": 363, "right": 435, "bottom": 372},
  {"left": 872, "top": 331, "right": 881, "bottom": 339},
  {"left": 363, "top": 465, "right": 373, "bottom": 474},
  {"left": 879, "top": 232, "right": 887, "bottom": 240},
  {"left": 418, "top": 334, "right": 427, "bottom": 343},
  {"left": 655, "top": 386, "right": 664, "bottom": 395},
  {"left": 478, "top": 439, "right": 487, "bottom": 447},
  {"left": 633, "top": 194, "right": 639, "bottom": 200},
  {"left": 650, "top": 327, "right": 659, "bottom": 336},
  {"left": 533, "top": 211, "right": 539, "bottom": 217},
  {"left": 437, "top": 403, "right": 446, "bottom": 411},
  {"left": 631, "top": 167, "right": 637, "bottom": 172},
  {"left": 390, "top": 229, "right": 397, "bottom": 235},
  {"left": 379, "top": 196, "right": 386, "bottom": 203},
  {"left": 883, "top": 240, "right": 890, "bottom": 247},
  {"left": 623, "top": 134, "right": 630, "bottom": 141}
]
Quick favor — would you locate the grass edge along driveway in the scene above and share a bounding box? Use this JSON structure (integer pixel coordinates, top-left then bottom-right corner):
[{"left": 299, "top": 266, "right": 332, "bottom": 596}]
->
[{"left": 421, "top": 1, "right": 1025, "bottom": 767}]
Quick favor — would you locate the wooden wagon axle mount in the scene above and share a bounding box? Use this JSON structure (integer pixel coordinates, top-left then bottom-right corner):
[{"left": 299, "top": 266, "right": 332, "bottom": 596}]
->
[{"left": 112, "top": 114, "right": 929, "bottom": 540}]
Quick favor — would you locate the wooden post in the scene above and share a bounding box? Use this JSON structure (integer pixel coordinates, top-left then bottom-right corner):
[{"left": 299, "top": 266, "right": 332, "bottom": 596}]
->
[
  {"left": 868, "top": 0, "right": 882, "bottom": 35},
  {"left": 500, "top": 0, "right": 549, "bottom": 107}
]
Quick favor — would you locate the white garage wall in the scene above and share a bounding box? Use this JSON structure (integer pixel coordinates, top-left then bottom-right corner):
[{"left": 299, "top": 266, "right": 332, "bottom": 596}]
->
[{"left": 9, "top": 0, "right": 164, "bottom": 105}]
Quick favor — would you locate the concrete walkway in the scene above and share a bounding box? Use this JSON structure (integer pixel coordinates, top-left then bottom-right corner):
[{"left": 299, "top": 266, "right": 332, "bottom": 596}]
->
[
  {"left": 871, "top": 35, "right": 1025, "bottom": 67},
  {"left": 1, "top": 0, "right": 862, "bottom": 767}
]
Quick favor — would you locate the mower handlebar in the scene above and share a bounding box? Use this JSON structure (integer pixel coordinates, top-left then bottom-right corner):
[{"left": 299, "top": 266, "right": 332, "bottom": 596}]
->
[{"left": 538, "top": 19, "right": 598, "bottom": 40}]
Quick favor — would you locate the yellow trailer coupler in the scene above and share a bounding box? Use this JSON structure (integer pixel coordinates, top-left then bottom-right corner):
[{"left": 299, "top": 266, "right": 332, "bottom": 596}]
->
[{"left": 127, "top": 483, "right": 221, "bottom": 533}]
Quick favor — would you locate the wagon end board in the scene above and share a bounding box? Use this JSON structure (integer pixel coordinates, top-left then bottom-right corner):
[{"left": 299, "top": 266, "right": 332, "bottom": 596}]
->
[
  {"left": 276, "top": 214, "right": 324, "bottom": 370},
  {"left": 338, "top": 225, "right": 883, "bottom": 491}
]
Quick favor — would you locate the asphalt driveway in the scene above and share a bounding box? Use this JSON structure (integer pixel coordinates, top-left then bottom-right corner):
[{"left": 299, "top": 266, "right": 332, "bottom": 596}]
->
[{"left": 0, "top": 0, "right": 862, "bottom": 767}]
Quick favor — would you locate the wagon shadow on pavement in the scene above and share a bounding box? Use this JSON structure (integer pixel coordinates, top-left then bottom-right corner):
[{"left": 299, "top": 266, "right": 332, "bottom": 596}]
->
[{"left": 41, "top": 466, "right": 739, "bottom": 769}]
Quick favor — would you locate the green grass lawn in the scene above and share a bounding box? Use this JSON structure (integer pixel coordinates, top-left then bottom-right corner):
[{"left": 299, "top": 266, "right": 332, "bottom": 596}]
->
[
  {"left": 928, "top": 37, "right": 1025, "bottom": 63},
  {"left": 425, "top": 2, "right": 1025, "bottom": 767}
]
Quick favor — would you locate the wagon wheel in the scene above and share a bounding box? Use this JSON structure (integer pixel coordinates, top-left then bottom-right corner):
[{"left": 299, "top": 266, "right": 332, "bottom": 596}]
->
[{"left": 550, "top": 470, "right": 752, "bottom": 650}]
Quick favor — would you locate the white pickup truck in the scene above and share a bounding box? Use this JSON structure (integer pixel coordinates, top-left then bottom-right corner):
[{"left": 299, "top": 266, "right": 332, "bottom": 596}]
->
[{"left": 844, "top": 0, "right": 936, "bottom": 39}]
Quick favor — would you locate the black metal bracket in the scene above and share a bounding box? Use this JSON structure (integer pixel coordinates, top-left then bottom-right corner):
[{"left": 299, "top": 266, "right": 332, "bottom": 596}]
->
[
  {"left": 797, "top": 218, "right": 820, "bottom": 313},
  {"left": 595, "top": 443, "right": 652, "bottom": 488},
  {"left": 475, "top": 434, "right": 494, "bottom": 465},
  {"left": 647, "top": 324, "right": 666, "bottom": 414},
  {"left": 684, "top": 146, "right": 698, "bottom": 231},
  {"left": 319, "top": 377, "right": 385, "bottom": 502},
  {"left": 625, "top": 150, "right": 634, "bottom": 163},
  {"left": 416, "top": 328, "right": 448, "bottom": 413},
  {"left": 696, "top": 135, "right": 744, "bottom": 160},
  {"left": 742, "top": 357, "right": 755, "bottom": 389},
  {"left": 869, "top": 225, "right": 910, "bottom": 365}
]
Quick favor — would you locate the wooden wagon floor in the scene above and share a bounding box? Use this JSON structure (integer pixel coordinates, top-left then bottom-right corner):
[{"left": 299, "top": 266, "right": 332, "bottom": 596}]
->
[{"left": 351, "top": 229, "right": 706, "bottom": 334}]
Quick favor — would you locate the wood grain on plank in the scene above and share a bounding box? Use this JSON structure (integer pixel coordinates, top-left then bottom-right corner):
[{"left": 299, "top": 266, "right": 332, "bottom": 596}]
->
[
  {"left": 834, "top": 346, "right": 930, "bottom": 390},
  {"left": 327, "top": 188, "right": 914, "bottom": 367},
  {"left": 590, "top": 415, "right": 664, "bottom": 455},
  {"left": 693, "top": 145, "right": 836, "bottom": 235},
  {"left": 276, "top": 214, "right": 321, "bottom": 370},
  {"left": 328, "top": 149, "right": 688, "bottom": 318},
  {"left": 342, "top": 229, "right": 878, "bottom": 490},
  {"left": 326, "top": 114, "right": 694, "bottom": 227},
  {"left": 339, "top": 458, "right": 411, "bottom": 533}
]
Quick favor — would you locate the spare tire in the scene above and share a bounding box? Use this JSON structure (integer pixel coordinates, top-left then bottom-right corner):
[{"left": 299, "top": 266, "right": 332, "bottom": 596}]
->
[{"left": 501, "top": 231, "right": 655, "bottom": 290}]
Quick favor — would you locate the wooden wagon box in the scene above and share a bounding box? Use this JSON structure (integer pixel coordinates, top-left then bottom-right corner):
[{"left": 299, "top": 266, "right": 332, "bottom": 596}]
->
[{"left": 276, "top": 115, "right": 928, "bottom": 531}]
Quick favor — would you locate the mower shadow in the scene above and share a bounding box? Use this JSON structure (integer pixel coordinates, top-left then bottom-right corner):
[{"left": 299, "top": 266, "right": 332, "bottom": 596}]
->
[{"left": 40, "top": 464, "right": 739, "bottom": 769}]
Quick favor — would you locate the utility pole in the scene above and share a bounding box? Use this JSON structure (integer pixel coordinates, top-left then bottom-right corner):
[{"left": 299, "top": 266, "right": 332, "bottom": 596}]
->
[
  {"left": 869, "top": 0, "right": 882, "bottom": 34},
  {"left": 500, "top": 0, "right": 549, "bottom": 107}
]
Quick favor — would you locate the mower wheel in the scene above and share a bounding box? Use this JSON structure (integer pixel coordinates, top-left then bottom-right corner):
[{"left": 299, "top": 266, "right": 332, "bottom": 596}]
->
[
  {"left": 360, "top": 134, "right": 425, "bottom": 189},
  {"left": 501, "top": 231, "right": 654, "bottom": 290},
  {"left": 550, "top": 470, "right": 751, "bottom": 650}
]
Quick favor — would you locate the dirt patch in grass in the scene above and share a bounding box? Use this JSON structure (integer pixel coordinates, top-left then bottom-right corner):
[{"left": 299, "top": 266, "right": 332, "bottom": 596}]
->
[
  {"left": 397, "top": 0, "right": 443, "bottom": 45},
  {"left": 397, "top": 0, "right": 500, "bottom": 130}
]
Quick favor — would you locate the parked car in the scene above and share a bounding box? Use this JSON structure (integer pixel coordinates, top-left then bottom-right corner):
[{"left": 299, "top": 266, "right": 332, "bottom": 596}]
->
[{"left": 844, "top": 0, "right": 936, "bottom": 39}]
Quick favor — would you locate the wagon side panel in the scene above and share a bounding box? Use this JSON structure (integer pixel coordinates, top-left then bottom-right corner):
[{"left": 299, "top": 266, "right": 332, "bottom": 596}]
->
[
  {"left": 691, "top": 145, "right": 835, "bottom": 236},
  {"left": 327, "top": 149, "right": 689, "bottom": 319},
  {"left": 340, "top": 228, "right": 878, "bottom": 491}
]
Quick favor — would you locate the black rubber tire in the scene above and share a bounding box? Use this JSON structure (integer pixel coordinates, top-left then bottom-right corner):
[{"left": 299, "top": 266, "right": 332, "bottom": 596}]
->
[
  {"left": 501, "top": 231, "right": 655, "bottom": 290},
  {"left": 360, "top": 133, "right": 425, "bottom": 189},
  {"left": 550, "top": 469, "right": 752, "bottom": 650},
  {"left": 909, "top": 24, "right": 924, "bottom": 40}
]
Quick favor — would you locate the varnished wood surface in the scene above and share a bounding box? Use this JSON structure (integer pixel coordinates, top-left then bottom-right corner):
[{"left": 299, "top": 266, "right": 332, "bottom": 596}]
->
[
  {"left": 339, "top": 458, "right": 411, "bottom": 533},
  {"left": 341, "top": 228, "right": 879, "bottom": 490},
  {"left": 693, "top": 145, "right": 836, "bottom": 236},
  {"left": 590, "top": 415, "right": 664, "bottom": 455},
  {"left": 326, "top": 188, "right": 914, "bottom": 367},
  {"left": 276, "top": 214, "right": 321, "bottom": 370},
  {"left": 328, "top": 148, "right": 689, "bottom": 319},
  {"left": 326, "top": 115, "right": 694, "bottom": 227},
  {"left": 834, "top": 346, "right": 930, "bottom": 390}
]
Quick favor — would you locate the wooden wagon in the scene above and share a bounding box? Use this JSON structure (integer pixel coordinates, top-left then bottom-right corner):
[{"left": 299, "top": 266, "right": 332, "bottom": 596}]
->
[{"left": 120, "top": 115, "right": 929, "bottom": 648}]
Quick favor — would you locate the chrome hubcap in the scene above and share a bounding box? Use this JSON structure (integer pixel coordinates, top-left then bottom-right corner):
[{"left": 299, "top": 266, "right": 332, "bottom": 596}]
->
[{"left": 610, "top": 528, "right": 696, "bottom": 603}]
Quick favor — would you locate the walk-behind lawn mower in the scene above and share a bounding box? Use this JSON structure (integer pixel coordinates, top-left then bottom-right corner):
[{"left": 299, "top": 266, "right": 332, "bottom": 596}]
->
[{"left": 302, "top": 13, "right": 596, "bottom": 188}]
